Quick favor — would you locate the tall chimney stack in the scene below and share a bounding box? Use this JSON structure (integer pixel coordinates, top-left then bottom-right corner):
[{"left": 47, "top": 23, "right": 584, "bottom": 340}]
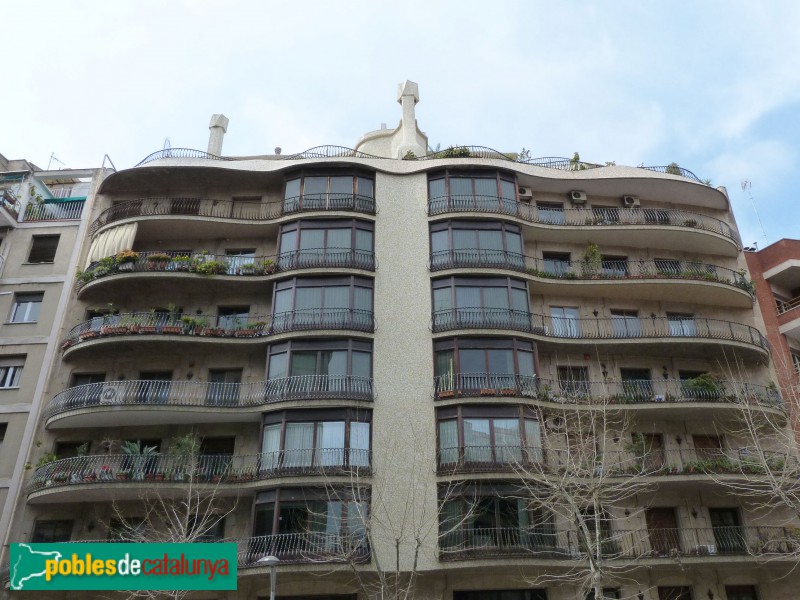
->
[{"left": 207, "top": 114, "right": 229, "bottom": 156}]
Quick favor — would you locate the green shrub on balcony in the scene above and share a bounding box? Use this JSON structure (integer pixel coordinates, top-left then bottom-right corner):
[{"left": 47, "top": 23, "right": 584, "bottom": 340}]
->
[
  {"left": 195, "top": 260, "right": 227, "bottom": 275},
  {"left": 115, "top": 249, "right": 140, "bottom": 264}
]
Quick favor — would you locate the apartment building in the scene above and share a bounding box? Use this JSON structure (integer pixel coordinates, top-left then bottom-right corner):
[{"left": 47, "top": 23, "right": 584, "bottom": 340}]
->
[
  {"left": 0, "top": 154, "right": 102, "bottom": 554},
  {"left": 3, "top": 83, "right": 798, "bottom": 600}
]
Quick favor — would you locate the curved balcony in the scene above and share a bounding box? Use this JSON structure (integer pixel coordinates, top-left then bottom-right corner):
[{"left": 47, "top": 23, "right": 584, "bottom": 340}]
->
[
  {"left": 433, "top": 374, "right": 783, "bottom": 412},
  {"left": 439, "top": 526, "right": 798, "bottom": 561},
  {"left": 61, "top": 310, "right": 375, "bottom": 357},
  {"left": 430, "top": 250, "right": 753, "bottom": 307},
  {"left": 91, "top": 196, "right": 376, "bottom": 236},
  {"left": 43, "top": 375, "right": 374, "bottom": 428},
  {"left": 77, "top": 249, "right": 376, "bottom": 297},
  {"left": 235, "top": 532, "right": 370, "bottom": 567},
  {"left": 428, "top": 196, "right": 740, "bottom": 256},
  {"left": 431, "top": 309, "right": 769, "bottom": 360},
  {"left": 27, "top": 449, "right": 372, "bottom": 503}
]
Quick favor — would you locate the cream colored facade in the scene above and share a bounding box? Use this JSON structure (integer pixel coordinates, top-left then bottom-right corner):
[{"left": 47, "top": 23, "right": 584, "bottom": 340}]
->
[{"left": 2, "top": 86, "right": 799, "bottom": 600}]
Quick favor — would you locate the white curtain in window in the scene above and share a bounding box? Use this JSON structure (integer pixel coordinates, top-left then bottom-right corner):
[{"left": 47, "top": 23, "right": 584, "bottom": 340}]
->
[
  {"left": 316, "top": 421, "right": 345, "bottom": 466},
  {"left": 261, "top": 424, "right": 281, "bottom": 469},
  {"left": 438, "top": 420, "right": 459, "bottom": 464},
  {"left": 284, "top": 423, "right": 314, "bottom": 467},
  {"left": 464, "top": 419, "right": 492, "bottom": 463},
  {"left": 349, "top": 422, "right": 370, "bottom": 467}
]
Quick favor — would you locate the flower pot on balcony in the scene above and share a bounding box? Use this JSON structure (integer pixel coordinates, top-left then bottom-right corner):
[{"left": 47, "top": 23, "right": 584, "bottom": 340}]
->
[
  {"left": 79, "top": 331, "right": 99, "bottom": 341},
  {"left": 202, "top": 327, "right": 225, "bottom": 337},
  {"left": 116, "top": 472, "right": 130, "bottom": 481},
  {"left": 480, "top": 388, "right": 496, "bottom": 396},
  {"left": 438, "top": 390, "right": 455, "bottom": 399},
  {"left": 155, "top": 473, "right": 165, "bottom": 481},
  {"left": 500, "top": 388, "right": 517, "bottom": 396},
  {"left": 61, "top": 340, "right": 74, "bottom": 351},
  {"left": 235, "top": 329, "right": 256, "bottom": 338},
  {"left": 161, "top": 326, "right": 182, "bottom": 335},
  {"left": 139, "top": 325, "right": 157, "bottom": 334}
]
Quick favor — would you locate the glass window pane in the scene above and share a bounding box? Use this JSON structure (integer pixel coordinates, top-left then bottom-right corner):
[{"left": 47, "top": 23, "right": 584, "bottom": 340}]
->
[
  {"left": 433, "top": 287, "right": 452, "bottom": 311},
  {"left": 327, "top": 228, "right": 350, "bottom": 250},
  {"left": 330, "top": 176, "right": 352, "bottom": 195},
  {"left": 357, "top": 177, "right": 374, "bottom": 198},
  {"left": 354, "top": 286, "right": 373, "bottom": 311},
  {"left": 525, "top": 420, "right": 543, "bottom": 460},
  {"left": 518, "top": 351, "right": 535, "bottom": 376},
  {"left": 450, "top": 178, "right": 473, "bottom": 197},
  {"left": 464, "top": 419, "right": 492, "bottom": 462},
  {"left": 511, "top": 288, "right": 529, "bottom": 311},
  {"left": 494, "top": 418, "right": 522, "bottom": 462},
  {"left": 483, "top": 287, "right": 509, "bottom": 310},
  {"left": 355, "top": 229, "right": 373, "bottom": 251},
  {"left": 290, "top": 352, "right": 317, "bottom": 376},
  {"left": 459, "top": 349, "right": 485, "bottom": 373},
  {"left": 262, "top": 424, "right": 281, "bottom": 468},
  {"left": 268, "top": 352, "right": 288, "bottom": 379},
  {"left": 452, "top": 229, "right": 477, "bottom": 250},
  {"left": 317, "top": 421, "right": 345, "bottom": 466},
  {"left": 350, "top": 422, "right": 370, "bottom": 466},
  {"left": 438, "top": 420, "right": 459, "bottom": 464},
  {"left": 274, "top": 289, "right": 293, "bottom": 314},
  {"left": 506, "top": 231, "right": 523, "bottom": 254},
  {"left": 320, "top": 351, "right": 347, "bottom": 376},
  {"left": 304, "top": 177, "right": 327, "bottom": 197},
  {"left": 296, "top": 287, "right": 323, "bottom": 310},
  {"left": 352, "top": 351, "right": 371, "bottom": 378},
  {"left": 435, "top": 350, "right": 454, "bottom": 378},
  {"left": 431, "top": 230, "right": 448, "bottom": 254},
  {"left": 280, "top": 230, "right": 297, "bottom": 252},
  {"left": 285, "top": 423, "right": 314, "bottom": 467},
  {"left": 455, "top": 286, "right": 482, "bottom": 308},
  {"left": 284, "top": 179, "right": 301, "bottom": 200},
  {"left": 428, "top": 178, "right": 446, "bottom": 199}
]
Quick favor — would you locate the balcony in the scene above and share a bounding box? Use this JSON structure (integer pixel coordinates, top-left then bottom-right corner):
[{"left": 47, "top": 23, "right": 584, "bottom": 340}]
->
[
  {"left": 777, "top": 297, "right": 800, "bottom": 342},
  {"left": 77, "top": 249, "right": 377, "bottom": 297},
  {"left": 429, "top": 251, "right": 753, "bottom": 307},
  {"left": 427, "top": 197, "right": 740, "bottom": 256},
  {"left": 438, "top": 526, "right": 799, "bottom": 561},
  {"left": 61, "top": 310, "right": 375, "bottom": 357},
  {"left": 22, "top": 198, "right": 85, "bottom": 222},
  {"left": 90, "top": 196, "right": 376, "bottom": 236},
  {"left": 235, "top": 532, "right": 370, "bottom": 567},
  {"left": 43, "top": 376, "right": 375, "bottom": 428},
  {"left": 433, "top": 374, "right": 784, "bottom": 412},
  {"left": 27, "top": 449, "right": 372, "bottom": 503},
  {"left": 431, "top": 310, "right": 769, "bottom": 360}
]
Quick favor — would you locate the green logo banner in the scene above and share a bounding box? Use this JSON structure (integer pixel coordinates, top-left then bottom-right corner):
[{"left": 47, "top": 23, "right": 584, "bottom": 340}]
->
[{"left": 10, "top": 543, "right": 238, "bottom": 591}]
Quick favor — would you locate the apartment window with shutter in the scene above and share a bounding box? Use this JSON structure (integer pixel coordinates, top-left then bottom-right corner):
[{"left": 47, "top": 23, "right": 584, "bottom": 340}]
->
[
  {"left": 10, "top": 292, "right": 43, "bottom": 323},
  {"left": 0, "top": 356, "right": 24, "bottom": 389},
  {"left": 0, "top": 422, "right": 7, "bottom": 455},
  {"left": 28, "top": 235, "right": 60, "bottom": 263}
]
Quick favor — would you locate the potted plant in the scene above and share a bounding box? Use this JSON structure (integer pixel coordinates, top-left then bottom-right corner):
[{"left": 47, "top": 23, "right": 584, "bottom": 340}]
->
[
  {"left": 170, "top": 432, "right": 201, "bottom": 481},
  {"left": 234, "top": 318, "right": 257, "bottom": 337},
  {"left": 115, "top": 249, "right": 140, "bottom": 271},
  {"left": 262, "top": 259, "right": 276, "bottom": 275},
  {"left": 239, "top": 262, "right": 256, "bottom": 275},
  {"left": 121, "top": 440, "right": 159, "bottom": 481},
  {"left": 161, "top": 304, "right": 183, "bottom": 334},
  {"left": 582, "top": 243, "right": 602, "bottom": 277},
  {"left": 146, "top": 252, "right": 172, "bottom": 269},
  {"left": 172, "top": 255, "right": 192, "bottom": 271},
  {"left": 139, "top": 308, "right": 159, "bottom": 334},
  {"left": 195, "top": 260, "right": 227, "bottom": 275}
]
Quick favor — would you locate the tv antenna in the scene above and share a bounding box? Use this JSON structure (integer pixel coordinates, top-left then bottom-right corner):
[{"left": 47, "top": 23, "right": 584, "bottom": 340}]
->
[
  {"left": 47, "top": 153, "right": 65, "bottom": 170},
  {"left": 741, "top": 180, "right": 768, "bottom": 247}
]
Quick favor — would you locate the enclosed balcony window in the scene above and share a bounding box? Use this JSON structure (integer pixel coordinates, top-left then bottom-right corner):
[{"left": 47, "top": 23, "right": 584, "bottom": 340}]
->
[
  {"left": 217, "top": 306, "right": 250, "bottom": 331},
  {"left": 542, "top": 252, "right": 572, "bottom": 276},
  {"left": 432, "top": 276, "right": 529, "bottom": 331},
  {"left": 251, "top": 488, "right": 368, "bottom": 560},
  {"left": 430, "top": 220, "right": 523, "bottom": 270},
  {"left": 434, "top": 338, "right": 535, "bottom": 396},
  {"left": 262, "top": 408, "right": 370, "bottom": 470},
  {"left": 284, "top": 172, "right": 374, "bottom": 212},
  {"left": 536, "top": 202, "right": 564, "bottom": 225},
  {"left": 620, "top": 368, "right": 653, "bottom": 400},
  {"left": 592, "top": 206, "right": 619, "bottom": 224},
  {"left": 267, "top": 339, "right": 372, "bottom": 398},
  {"left": 428, "top": 170, "right": 516, "bottom": 214},
  {"left": 225, "top": 249, "right": 256, "bottom": 275},
  {"left": 550, "top": 306, "right": 580, "bottom": 337},
  {"left": 557, "top": 366, "right": 590, "bottom": 397},
  {"left": 610, "top": 310, "right": 640, "bottom": 337},
  {"left": 601, "top": 256, "right": 629, "bottom": 277},
  {"left": 668, "top": 313, "right": 696, "bottom": 336},
  {"left": 440, "top": 492, "right": 554, "bottom": 553},
  {"left": 273, "top": 276, "right": 373, "bottom": 331},
  {"left": 437, "top": 405, "right": 542, "bottom": 468},
  {"left": 279, "top": 219, "right": 374, "bottom": 270}
]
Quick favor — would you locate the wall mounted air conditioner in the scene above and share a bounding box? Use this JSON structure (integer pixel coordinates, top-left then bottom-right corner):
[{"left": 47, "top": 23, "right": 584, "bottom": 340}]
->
[
  {"left": 570, "top": 190, "right": 587, "bottom": 204},
  {"left": 622, "top": 195, "right": 641, "bottom": 208},
  {"left": 519, "top": 187, "right": 534, "bottom": 201}
]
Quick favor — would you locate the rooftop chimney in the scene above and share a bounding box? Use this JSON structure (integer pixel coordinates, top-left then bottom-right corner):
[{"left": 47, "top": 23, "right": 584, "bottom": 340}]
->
[{"left": 207, "top": 114, "right": 229, "bottom": 156}]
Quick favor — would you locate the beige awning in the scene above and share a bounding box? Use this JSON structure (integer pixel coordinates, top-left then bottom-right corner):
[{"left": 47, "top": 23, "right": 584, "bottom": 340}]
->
[{"left": 85, "top": 222, "right": 138, "bottom": 267}]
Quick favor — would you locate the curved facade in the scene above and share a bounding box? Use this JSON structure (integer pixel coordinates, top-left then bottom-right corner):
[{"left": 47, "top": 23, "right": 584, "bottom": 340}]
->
[{"left": 6, "top": 86, "right": 799, "bottom": 600}]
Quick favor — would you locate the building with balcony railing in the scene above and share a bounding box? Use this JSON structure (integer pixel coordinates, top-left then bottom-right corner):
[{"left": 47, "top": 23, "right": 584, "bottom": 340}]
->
[{"left": 2, "top": 85, "right": 798, "bottom": 600}]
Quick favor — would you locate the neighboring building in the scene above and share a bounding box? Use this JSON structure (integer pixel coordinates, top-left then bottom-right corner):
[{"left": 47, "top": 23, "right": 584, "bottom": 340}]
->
[
  {"left": 0, "top": 154, "right": 103, "bottom": 555},
  {"left": 745, "top": 240, "right": 800, "bottom": 412},
  {"left": 2, "top": 84, "right": 798, "bottom": 600}
]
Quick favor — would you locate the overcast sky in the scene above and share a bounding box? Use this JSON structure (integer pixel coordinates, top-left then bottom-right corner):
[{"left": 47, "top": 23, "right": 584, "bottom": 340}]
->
[{"left": 4, "top": 1, "right": 798, "bottom": 247}]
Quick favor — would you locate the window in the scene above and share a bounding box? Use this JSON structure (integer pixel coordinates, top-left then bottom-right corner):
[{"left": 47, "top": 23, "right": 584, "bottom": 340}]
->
[
  {"left": 217, "top": 306, "right": 250, "bottom": 331},
  {"left": 710, "top": 508, "right": 745, "bottom": 553},
  {"left": 28, "top": 235, "right": 59, "bottom": 263},
  {"left": 668, "top": 313, "right": 696, "bottom": 336},
  {"left": 432, "top": 276, "right": 529, "bottom": 331},
  {"left": 284, "top": 171, "right": 374, "bottom": 212},
  {"left": 610, "top": 310, "right": 640, "bottom": 337},
  {"left": 586, "top": 591, "right": 621, "bottom": 600},
  {"left": 70, "top": 373, "right": 106, "bottom": 405},
  {"left": 601, "top": 255, "right": 628, "bottom": 277},
  {"left": 273, "top": 276, "right": 373, "bottom": 331},
  {"left": 724, "top": 586, "right": 758, "bottom": 600},
  {"left": 55, "top": 441, "right": 91, "bottom": 459},
  {"left": 791, "top": 351, "right": 800, "bottom": 375},
  {"left": 0, "top": 422, "right": 7, "bottom": 455},
  {"left": 440, "top": 492, "right": 554, "bottom": 553},
  {"left": 620, "top": 368, "right": 653, "bottom": 400},
  {"left": 454, "top": 590, "right": 547, "bottom": 600},
  {"left": 137, "top": 371, "right": 172, "bottom": 404},
  {"left": 225, "top": 248, "right": 256, "bottom": 275},
  {"left": 536, "top": 202, "right": 564, "bottom": 224},
  {"left": 655, "top": 258, "right": 681, "bottom": 276},
  {"left": 430, "top": 220, "right": 523, "bottom": 270},
  {"left": 279, "top": 219, "right": 374, "bottom": 270},
  {"left": 592, "top": 206, "right": 619, "bottom": 223},
  {"left": 108, "top": 518, "right": 146, "bottom": 542},
  {"left": 428, "top": 170, "right": 517, "bottom": 214},
  {"left": 207, "top": 369, "right": 242, "bottom": 406},
  {"left": 262, "top": 408, "right": 370, "bottom": 470},
  {"left": 31, "top": 520, "right": 73, "bottom": 542},
  {"left": 0, "top": 356, "right": 24, "bottom": 389},
  {"left": 189, "top": 515, "right": 226, "bottom": 542},
  {"left": 434, "top": 337, "right": 535, "bottom": 395},
  {"left": 542, "top": 252, "right": 571, "bottom": 277},
  {"left": 692, "top": 434, "right": 723, "bottom": 461},
  {"left": 437, "top": 405, "right": 541, "bottom": 467},
  {"left": 658, "top": 587, "right": 693, "bottom": 600},
  {"left": 231, "top": 196, "right": 262, "bottom": 219},
  {"left": 10, "top": 293, "right": 43, "bottom": 323},
  {"left": 557, "top": 366, "right": 590, "bottom": 397},
  {"left": 550, "top": 306, "right": 580, "bottom": 337}
]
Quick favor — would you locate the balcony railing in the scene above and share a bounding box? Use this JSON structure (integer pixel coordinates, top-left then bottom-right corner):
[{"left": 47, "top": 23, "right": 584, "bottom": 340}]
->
[
  {"left": 0, "top": 189, "right": 20, "bottom": 219},
  {"left": 22, "top": 198, "right": 85, "bottom": 221},
  {"left": 777, "top": 296, "right": 800, "bottom": 316},
  {"left": 77, "top": 248, "right": 376, "bottom": 290},
  {"left": 44, "top": 375, "right": 374, "bottom": 421},
  {"left": 235, "top": 532, "right": 370, "bottom": 566},
  {"left": 433, "top": 374, "right": 784, "bottom": 410},
  {"left": 439, "top": 526, "right": 799, "bottom": 560},
  {"left": 61, "top": 309, "right": 375, "bottom": 349},
  {"left": 431, "top": 309, "right": 770, "bottom": 353},
  {"left": 429, "top": 251, "right": 753, "bottom": 294},
  {"left": 427, "top": 197, "right": 740, "bottom": 246},
  {"left": 27, "top": 450, "right": 372, "bottom": 495},
  {"left": 90, "top": 195, "right": 376, "bottom": 235}
]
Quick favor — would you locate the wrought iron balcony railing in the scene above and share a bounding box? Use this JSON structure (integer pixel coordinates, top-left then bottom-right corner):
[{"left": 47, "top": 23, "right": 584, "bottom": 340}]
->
[
  {"left": 427, "top": 196, "right": 740, "bottom": 246},
  {"left": 91, "top": 196, "right": 376, "bottom": 235},
  {"left": 22, "top": 199, "right": 85, "bottom": 221},
  {"left": 44, "top": 375, "right": 374, "bottom": 421},
  {"left": 429, "top": 251, "right": 753, "bottom": 295},
  {"left": 27, "top": 450, "right": 372, "bottom": 495},
  {"left": 433, "top": 374, "right": 783, "bottom": 410},
  {"left": 77, "top": 248, "right": 376, "bottom": 290},
  {"left": 777, "top": 296, "right": 800, "bottom": 316},
  {"left": 61, "top": 309, "right": 375, "bottom": 350},
  {"left": 438, "top": 526, "right": 799, "bottom": 560},
  {"left": 430, "top": 309, "right": 769, "bottom": 353},
  {"left": 235, "top": 532, "right": 370, "bottom": 566}
]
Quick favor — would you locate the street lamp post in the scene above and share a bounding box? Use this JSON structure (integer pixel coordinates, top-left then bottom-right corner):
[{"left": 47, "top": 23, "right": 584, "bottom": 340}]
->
[{"left": 256, "top": 555, "right": 280, "bottom": 600}]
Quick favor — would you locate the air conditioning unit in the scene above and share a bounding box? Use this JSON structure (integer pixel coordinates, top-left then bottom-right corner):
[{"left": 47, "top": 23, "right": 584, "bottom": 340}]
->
[
  {"left": 100, "top": 382, "right": 127, "bottom": 404},
  {"left": 694, "top": 544, "right": 717, "bottom": 555},
  {"left": 570, "top": 190, "right": 587, "bottom": 204},
  {"left": 622, "top": 195, "right": 641, "bottom": 208},
  {"left": 518, "top": 187, "right": 534, "bottom": 201}
]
